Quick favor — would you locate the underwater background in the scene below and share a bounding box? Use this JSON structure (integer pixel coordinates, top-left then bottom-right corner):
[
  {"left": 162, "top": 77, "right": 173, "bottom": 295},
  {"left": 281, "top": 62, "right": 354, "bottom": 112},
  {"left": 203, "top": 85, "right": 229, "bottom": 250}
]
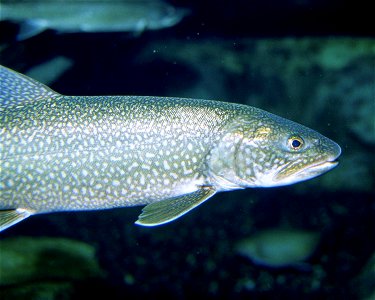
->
[{"left": 0, "top": 0, "right": 374, "bottom": 299}]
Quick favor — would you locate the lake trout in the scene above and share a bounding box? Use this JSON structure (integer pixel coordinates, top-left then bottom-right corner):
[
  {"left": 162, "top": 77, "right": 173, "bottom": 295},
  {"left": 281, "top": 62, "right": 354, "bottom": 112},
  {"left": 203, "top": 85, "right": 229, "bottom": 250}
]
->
[
  {"left": 0, "top": 0, "right": 189, "bottom": 40},
  {"left": 0, "top": 65, "right": 341, "bottom": 231}
]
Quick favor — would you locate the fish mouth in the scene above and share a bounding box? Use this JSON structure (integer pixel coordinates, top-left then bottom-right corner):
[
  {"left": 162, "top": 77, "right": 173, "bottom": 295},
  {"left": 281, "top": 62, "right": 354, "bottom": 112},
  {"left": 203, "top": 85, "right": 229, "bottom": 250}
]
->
[
  {"left": 290, "top": 157, "right": 339, "bottom": 180},
  {"left": 301, "top": 160, "right": 339, "bottom": 175},
  {"left": 272, "top": 157, "right": 340, "bottom": 185}
]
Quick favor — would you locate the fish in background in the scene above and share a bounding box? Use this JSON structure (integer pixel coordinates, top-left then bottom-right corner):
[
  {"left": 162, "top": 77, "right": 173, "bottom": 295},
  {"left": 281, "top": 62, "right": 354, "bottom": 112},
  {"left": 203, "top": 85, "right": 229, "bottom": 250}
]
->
[
  {"left": 235, "top": 228, "right": 320, "bottom": 269},
  {"left": 0, "top": 65, "right": 341, "bottom": 231},
  {"left": 0, "top": 0, "right": 189, "bottom": 40}
]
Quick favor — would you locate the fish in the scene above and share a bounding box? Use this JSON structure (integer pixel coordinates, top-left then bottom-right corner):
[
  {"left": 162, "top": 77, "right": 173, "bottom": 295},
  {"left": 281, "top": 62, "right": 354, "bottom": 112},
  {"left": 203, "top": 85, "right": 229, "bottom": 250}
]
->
[
  {"left": 235, "top": 228, "right": 320, "bottom": 268},
  {"left": 0, "top": 65, "right": 341, "bottom": 231},
  {"left": 0, "top": 0, "right": 189, "bottom": 40}
]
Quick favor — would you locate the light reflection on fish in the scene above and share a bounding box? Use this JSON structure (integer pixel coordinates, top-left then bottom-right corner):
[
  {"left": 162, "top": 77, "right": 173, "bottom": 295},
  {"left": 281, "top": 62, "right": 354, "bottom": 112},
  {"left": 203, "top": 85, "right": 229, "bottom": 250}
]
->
[
  {"left": 0, "top": 0, "right": 189, "bottom": 40},
  {"left": 0, "top": 65, "right": 341, "bottom": 231}
]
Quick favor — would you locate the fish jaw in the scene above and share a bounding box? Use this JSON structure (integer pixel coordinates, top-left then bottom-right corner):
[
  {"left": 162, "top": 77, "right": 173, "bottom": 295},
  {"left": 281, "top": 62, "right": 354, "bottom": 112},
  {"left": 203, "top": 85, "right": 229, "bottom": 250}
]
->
[{"left": 269, "top": 159, "right": 339, "bottom": 187}]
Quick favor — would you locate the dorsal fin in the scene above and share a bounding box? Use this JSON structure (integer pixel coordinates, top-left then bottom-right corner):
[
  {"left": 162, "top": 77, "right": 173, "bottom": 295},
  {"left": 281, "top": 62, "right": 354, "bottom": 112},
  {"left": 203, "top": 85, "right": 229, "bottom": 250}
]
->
[{"left": 0, "top": 65, "right": 60, "bottom": 108}]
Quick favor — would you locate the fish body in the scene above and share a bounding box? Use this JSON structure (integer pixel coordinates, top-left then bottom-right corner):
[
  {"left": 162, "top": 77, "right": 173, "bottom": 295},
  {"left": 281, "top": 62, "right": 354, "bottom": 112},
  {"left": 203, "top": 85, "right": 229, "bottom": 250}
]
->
[
  {"left": 0, "top": 65, "right": 341, "bottom": 231},
  {"left": 0, "top": 1, "right": 188, "bottom": 40}
]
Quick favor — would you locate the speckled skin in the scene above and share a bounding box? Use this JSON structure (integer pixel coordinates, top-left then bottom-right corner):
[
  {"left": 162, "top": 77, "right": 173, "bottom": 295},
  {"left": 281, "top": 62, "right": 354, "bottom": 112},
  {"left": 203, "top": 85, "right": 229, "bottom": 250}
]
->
[
  {"left": 2, "top": 94, "right": 243, "bottom": 212},
  {"left": 0, "top": 65, "right": 341, "bottom": 215}
]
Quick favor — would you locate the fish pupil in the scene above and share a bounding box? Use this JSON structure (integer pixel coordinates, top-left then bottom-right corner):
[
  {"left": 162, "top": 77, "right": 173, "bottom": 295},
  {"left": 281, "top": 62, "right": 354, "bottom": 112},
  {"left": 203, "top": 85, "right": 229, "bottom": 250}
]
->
[{"left": 292, "top": 139, "right": 301, "bottom": 148}]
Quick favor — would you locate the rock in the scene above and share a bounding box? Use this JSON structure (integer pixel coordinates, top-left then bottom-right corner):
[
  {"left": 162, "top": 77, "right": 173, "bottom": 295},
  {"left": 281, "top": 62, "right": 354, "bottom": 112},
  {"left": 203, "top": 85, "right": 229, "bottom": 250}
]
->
[{"left": 0, "top": 236, "right": 103, "bottom": 286}]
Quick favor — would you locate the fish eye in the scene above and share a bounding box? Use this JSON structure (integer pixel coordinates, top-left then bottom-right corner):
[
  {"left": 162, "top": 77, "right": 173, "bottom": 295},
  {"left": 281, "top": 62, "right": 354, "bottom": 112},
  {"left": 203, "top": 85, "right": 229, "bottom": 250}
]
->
[{"left": 288, "top": 136, "right": 304, "bottom": 151}]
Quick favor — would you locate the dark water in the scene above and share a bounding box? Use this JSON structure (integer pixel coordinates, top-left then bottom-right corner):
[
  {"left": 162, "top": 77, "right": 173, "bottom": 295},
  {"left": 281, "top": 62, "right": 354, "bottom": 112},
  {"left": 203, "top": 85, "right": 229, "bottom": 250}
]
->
[{"left": 0, "top": 1, "right": 374, "bottom": 299}]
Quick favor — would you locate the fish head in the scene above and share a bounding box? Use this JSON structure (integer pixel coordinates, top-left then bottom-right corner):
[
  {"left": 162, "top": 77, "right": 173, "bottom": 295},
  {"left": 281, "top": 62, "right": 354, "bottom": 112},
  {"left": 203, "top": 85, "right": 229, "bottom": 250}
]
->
[
  {"left": 147, "top": 5, "right": 190, "bottom": 30},
  {"left": 208, "top": 109, "right": 341, "bottom": 189},
  {"left": 237, "top": 110, "right": 342, "bottom": 187}
]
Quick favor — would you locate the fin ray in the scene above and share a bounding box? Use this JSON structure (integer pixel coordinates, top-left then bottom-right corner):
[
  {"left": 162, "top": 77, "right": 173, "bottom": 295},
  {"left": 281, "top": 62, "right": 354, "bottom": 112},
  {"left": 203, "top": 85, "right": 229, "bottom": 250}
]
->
[
  {"left": 135, "top": 186, "right": 216, "bottom": 226},
  {"left": 0, "top": 209, "right": 33, "bottom": 232}
]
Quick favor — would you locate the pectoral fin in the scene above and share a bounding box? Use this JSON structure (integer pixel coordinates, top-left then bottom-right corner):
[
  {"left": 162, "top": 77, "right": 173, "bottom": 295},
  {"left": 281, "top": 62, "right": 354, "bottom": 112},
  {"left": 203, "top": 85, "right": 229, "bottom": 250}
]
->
[
  {"left": 135, "top": 186, "right": 216, "bottom": 227},
  {"left": 0, "top": 209, "right": 33, "bottom": 232}
]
